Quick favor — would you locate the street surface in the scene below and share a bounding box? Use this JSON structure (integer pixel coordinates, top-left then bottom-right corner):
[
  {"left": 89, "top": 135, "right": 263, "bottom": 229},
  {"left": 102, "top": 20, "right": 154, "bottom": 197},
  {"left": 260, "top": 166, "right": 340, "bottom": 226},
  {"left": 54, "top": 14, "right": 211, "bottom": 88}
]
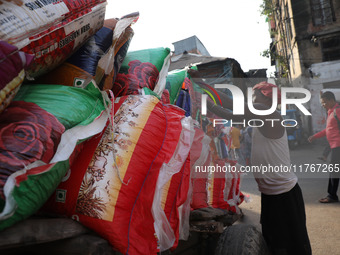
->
[{"left": 238, "top": 142, "right": 340, "bottom": 255}]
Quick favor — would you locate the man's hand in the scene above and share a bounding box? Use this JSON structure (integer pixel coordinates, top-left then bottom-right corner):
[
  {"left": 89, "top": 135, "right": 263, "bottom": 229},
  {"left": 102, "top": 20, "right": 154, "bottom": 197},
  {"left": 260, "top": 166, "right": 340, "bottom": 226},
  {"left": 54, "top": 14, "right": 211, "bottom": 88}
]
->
[{"left": 308, "top": 136, "right": 315, "bottom": 143}]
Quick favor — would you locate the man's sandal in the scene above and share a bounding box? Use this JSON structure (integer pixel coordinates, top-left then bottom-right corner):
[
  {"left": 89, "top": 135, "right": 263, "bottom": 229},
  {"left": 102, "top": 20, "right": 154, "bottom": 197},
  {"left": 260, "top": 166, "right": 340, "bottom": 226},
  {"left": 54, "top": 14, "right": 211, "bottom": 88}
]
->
[{"left": 319, "top": 197, "right": 339, "bottom": 203}]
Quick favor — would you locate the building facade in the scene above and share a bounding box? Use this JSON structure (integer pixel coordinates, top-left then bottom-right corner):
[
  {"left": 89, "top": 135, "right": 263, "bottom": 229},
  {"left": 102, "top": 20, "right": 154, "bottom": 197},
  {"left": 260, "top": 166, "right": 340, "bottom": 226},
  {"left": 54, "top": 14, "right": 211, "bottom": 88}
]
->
[{"left": 267, "top": 0, "right": 340, "bottom": 133}]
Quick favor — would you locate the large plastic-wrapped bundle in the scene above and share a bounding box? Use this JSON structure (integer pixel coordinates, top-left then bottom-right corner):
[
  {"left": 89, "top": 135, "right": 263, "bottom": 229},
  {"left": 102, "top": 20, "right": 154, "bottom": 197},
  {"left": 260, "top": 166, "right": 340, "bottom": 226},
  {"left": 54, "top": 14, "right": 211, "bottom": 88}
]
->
[
  {"left": 207, "top": 160, "right": 229, "bottom": 210},
  {"left": 176, "top": 89, "right": 191, "bottom": 117},
  {"left": 152, "top": 117, "right": 194, "bottom": 251},
  {"left": 0, "top": 81, "right": 109, "bottom": 230},
  {"left": 165, "top": 69, "right": 187, "bottom": 104},
  {"left": 0, "top": 41, "right": 33, "bottom": 114},
  {"left": 112, "top": 47, "right": 171, "bottom": 97},
  {"left": 190, "top": 128, "right": 211, "bottom": 209},
  {"left": 187, "top": 70, "right": 245, "bottom": 213},
  {"left": 0, "top": 0, "right": 107, "bottom": 78},
  {"left": 204, "top": 121, "right": 243, "bottom": 212},
  {"left": 43, "top": 94, "right": 188, "bottom": 255},
  {"left": 224, "top": 163, "right": 245, "bottom": 214},
  {"left": 34, "top": 13, "right": 138, "bottom": 88},
  {"left": 97, "top": 13, "right": 138, "bottom": 90}
]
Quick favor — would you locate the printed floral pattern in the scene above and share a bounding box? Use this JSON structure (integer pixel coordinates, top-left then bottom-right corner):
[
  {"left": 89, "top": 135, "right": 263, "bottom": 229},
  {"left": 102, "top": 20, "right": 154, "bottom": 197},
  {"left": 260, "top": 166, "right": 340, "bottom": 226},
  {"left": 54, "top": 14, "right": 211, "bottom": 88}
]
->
[
  {"left": 76, "top": 127, "right": 113, "bottom": 219},
  {"left": 112, "top": 96, "right": 146, "bottom": 170},
  {"left": 112, "top": 60, "right": 159, "bottom": 97},
  {"left": 0, "top": 101, "right": 65, "bottom": 199},
  {"left": 128, "top": 60, "right": 158, "bottom": 89}
]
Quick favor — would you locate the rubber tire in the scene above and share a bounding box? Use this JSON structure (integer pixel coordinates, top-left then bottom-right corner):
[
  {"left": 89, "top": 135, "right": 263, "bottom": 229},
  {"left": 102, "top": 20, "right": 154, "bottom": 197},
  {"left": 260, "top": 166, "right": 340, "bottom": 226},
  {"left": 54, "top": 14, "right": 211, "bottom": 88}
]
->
[{"left": 215, "top": 224, "right": 270, "bottom": 255}]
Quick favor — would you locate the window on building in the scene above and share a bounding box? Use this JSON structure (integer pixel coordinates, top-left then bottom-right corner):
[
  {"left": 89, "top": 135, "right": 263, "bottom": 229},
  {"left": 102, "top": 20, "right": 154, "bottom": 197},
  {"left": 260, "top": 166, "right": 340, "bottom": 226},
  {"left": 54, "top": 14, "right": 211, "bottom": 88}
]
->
[
  {"left": 310, "top": 0, "right": 335, "bottom": 26},
  {"left": 321, "top": 36, "right": 340, "bottom": 61},
  {"left": 270, "top": 42, "right": 276, "bottom": 66}
]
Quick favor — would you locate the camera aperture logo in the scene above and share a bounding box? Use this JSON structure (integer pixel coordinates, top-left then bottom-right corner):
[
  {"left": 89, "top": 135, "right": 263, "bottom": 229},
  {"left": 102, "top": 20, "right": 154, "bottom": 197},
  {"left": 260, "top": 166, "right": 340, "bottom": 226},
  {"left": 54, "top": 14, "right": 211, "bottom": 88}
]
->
[{"left": 201, "top": 84, "right": 312, "bottom": 128}]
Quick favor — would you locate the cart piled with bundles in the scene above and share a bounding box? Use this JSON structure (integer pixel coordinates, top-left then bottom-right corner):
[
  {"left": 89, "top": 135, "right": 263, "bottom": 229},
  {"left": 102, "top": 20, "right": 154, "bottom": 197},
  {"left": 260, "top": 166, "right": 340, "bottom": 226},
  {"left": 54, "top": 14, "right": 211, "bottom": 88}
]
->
[{"left": 0, "top": 1, "right": 268, "bottom": 254}]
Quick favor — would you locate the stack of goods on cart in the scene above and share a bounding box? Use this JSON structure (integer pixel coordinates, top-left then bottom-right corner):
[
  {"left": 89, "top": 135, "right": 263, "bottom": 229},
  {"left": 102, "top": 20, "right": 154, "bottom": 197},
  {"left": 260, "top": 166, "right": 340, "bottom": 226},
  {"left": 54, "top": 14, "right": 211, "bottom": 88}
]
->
[
  {"left": 155, "top": 66, "right": 246, "bottom": 237},
  {"left": 163, "top": 66, "right": 246, "bottom": 214},
  {"left": 1, "top": 2, "right": 193, "bottom": 253},
  {"left": 0, "top": 0, "right": 149, "bottom": 250},
  {"left": 184, "top": 68, "right": 246, "bottom": 214},
  {"left": 0, "top": 0, "right": 113, "bottom": 230},
  {"left": 1, "top": 2, "right": 246, "bottom": 255},
  {"left": 41, "top": 46, "right": 196, "bottom": 255}
]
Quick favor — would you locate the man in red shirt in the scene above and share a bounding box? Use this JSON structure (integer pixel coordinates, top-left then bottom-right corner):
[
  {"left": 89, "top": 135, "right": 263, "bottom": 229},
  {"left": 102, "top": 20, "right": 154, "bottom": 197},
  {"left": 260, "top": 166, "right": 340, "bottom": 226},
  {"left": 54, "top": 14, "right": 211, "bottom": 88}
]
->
[{"left": 309, "top": 91, "right": 340, "bottom": 203}]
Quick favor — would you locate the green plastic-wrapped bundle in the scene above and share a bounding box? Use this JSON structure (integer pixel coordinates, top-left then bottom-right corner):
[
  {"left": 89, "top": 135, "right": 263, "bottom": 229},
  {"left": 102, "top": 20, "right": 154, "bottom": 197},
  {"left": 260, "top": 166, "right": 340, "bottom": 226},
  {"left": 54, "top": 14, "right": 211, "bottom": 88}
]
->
[
  {"left": 112, "top": 47, "right": 171, "bottom": 97},
  {"left": 0, "top": 81, "right": 110, "bottom": 230},
  {"left": 165, "top": 69, "right": 187, "bottom": 104}
]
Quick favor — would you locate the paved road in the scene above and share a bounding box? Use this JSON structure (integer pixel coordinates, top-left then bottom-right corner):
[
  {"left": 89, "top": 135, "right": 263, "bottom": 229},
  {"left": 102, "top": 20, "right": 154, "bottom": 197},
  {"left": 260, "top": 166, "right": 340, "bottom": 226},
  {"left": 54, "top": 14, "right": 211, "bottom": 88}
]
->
[{"left": 238, "top": 142, "right": 340, "bottom": 255}]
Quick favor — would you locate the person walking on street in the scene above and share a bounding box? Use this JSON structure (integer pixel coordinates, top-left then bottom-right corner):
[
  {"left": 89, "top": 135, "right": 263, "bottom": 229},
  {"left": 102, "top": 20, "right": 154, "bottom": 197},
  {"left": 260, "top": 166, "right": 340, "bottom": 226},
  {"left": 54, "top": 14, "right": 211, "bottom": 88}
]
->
[
  {"left": 308, "top": 91, "right": 340, "bottom": 203},
  {"left": 189, "top": 70, "right": 311, "bottom": 255}
]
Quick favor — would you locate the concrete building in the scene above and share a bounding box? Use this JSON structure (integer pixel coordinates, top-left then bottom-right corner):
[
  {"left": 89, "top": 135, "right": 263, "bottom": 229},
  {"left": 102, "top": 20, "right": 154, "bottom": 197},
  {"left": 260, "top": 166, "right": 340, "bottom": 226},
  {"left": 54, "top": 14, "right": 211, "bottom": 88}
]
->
[
  {"left": 266, "top": 0, "right": 340, "bottom": 134},
  {"left": 170, "top": 36, "right": 268, "bottom": 94},
  {"left": 172, "top": 35, "right": 211, "bottom": 56}
]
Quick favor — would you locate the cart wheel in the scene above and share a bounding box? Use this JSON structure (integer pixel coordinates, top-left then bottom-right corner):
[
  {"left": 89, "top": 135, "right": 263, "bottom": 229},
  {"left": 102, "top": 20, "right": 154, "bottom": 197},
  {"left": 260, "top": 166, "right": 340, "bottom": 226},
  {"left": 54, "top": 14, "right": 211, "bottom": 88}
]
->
[{"left": 215, "top": 224, "right": 269, "bottom": 255}]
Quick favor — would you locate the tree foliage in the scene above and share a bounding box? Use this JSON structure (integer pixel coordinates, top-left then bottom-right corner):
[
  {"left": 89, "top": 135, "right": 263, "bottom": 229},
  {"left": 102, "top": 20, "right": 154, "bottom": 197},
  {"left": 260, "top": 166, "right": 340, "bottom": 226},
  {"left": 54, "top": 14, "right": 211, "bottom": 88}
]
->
[{"left": 260, "top": 0, "right": 275, "bottom": 17}]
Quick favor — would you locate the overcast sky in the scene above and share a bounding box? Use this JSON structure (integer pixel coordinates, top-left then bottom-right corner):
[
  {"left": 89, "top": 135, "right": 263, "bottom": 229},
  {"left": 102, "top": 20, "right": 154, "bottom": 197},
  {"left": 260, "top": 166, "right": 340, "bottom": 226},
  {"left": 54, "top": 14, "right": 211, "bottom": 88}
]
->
[{"left": 105, "top": 0, "right": 275, "bottom": 75}]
